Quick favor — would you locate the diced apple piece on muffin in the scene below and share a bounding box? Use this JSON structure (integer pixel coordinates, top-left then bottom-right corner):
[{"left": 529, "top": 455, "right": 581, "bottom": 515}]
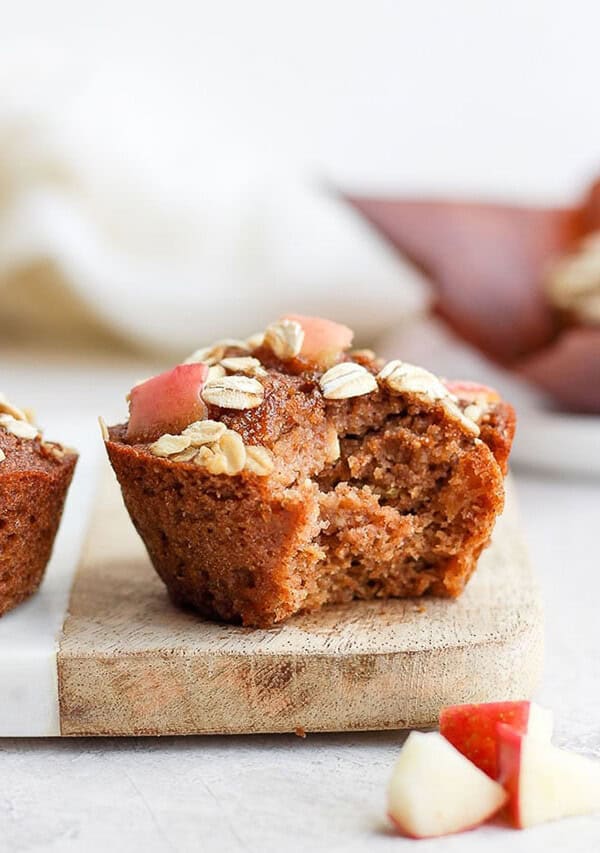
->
[
  {"left": 127, "top": 363, "right": 209, "bottom": 443},
  {"left": 282, "top": 314, "right": 354, "bottom": 367}
]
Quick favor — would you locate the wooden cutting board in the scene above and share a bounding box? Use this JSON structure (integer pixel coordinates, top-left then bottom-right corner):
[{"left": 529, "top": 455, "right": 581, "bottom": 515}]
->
[{"left": 57, "top": 467, "right": 543, "bottom": 736}]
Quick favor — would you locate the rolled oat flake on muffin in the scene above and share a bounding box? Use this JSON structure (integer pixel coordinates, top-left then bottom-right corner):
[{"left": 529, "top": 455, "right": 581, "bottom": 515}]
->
[
  {"left": 183, "top": 420, "right": 227, "bottom": 445},
  {"left": 263, "top": 319, "right": 304, "bottom": 359},
  {"left": 377, "top": 360, "right": 449, "bottom": 399},
  {"left": 220, "top": 356, "right": 267, "bottom": 377},
  {"left": 320, "top": 361, "right": 377, "bottom": 399},
  {"left": 202, "top": 375, "right": 265, "bottom": 409}
]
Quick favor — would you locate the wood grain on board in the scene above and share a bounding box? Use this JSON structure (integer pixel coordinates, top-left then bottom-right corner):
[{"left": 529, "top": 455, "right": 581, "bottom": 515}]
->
[{"left": 58, "top": 467, "right": 543, "bottom": 736}]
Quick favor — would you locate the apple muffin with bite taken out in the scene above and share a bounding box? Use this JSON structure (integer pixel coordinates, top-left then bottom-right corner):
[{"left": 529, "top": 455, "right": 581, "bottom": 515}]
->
[{"left": 103, "top": 314, "right": 515, "bottom": 628}]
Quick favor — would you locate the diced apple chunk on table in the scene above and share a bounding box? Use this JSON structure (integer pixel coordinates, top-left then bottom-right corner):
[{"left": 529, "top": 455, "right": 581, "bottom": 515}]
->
[
  {"left": 497, "top": 723, "right": 600, "bottom": 829},
  {"left": 387, "top": 732, "right": 507, "bottom": 838},
  {"left": 387, "top": 701, "right": 600, "bottom": 838}
]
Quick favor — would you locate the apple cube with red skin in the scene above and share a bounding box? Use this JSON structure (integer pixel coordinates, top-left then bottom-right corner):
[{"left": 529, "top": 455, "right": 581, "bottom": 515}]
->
[
  {"left": 497, "top": 723, "right": 600, "bottom": 828},
  {"left": 388, "top": 731, "right": 507, "bottom": 838},
  {"left": 283, "top": 314, "right": 353, "bottom": 367},
  {"left": 126, "top": 363, "right": 209, "bottom": 443},
  {"left": 440, "top": 701, "right": 553, "bottom": 779}
]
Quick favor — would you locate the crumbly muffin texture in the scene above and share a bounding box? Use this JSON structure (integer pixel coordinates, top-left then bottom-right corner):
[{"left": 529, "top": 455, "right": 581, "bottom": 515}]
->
[
  {"left": 0, "top": 393, "right": 77, "bottom": 616},
  {"left": 106, "top": 316, "right": 515, "bottom": 628}
]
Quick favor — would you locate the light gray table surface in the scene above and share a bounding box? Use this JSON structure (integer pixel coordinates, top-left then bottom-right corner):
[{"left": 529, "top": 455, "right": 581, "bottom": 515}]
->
[{"left": 1, "top": 351, "right": 599, "bottom": 852}]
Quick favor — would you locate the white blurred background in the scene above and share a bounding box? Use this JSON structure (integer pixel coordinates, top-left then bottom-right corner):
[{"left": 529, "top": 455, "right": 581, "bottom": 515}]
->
[{"left": 1, "top": 0, "right": 599, "bottom": 354}]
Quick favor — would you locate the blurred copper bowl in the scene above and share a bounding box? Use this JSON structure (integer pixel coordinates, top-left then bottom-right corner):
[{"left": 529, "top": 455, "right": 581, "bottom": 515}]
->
[{"left": 346, "top": 179, "right": 600, "bottom": 413}]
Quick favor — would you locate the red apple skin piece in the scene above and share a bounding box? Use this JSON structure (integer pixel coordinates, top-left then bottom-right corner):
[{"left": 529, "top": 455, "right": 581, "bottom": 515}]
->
[
  {"left": 283, "top": 314, "right": 353, "bottom": 367},
  {"left": 126, "top": 363, "right": 209, "bottom": 444},
  {"left": 440, "top": 701, "right": 539, "bottom": 779},
  {"left": 496, "top": 723, "right": 524, "bottom": 827}
]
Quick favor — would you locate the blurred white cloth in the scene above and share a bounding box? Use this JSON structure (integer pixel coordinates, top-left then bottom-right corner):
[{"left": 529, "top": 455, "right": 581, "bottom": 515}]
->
[{"left": 0, "top": 44, "right": 424, "bottom": 353}]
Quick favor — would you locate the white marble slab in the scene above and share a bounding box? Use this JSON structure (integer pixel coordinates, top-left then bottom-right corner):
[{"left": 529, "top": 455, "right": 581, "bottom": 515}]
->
[{"left": 0, "top": 420, "right": 100, "bottom": 735}]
